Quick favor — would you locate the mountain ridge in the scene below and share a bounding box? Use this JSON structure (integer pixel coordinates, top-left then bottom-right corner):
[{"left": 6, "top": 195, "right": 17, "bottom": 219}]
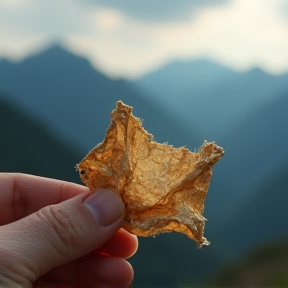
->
[
  {"left": 1, "top": 45, "right": 287, "bottom": 287},
  {"left": 0, "top": 96, "right": 81, "bottom": 182},
  {"left": 208, "top": 91, "right": 288, "bottom": 222},
  {"left": 132, "top": 58, "right": 287, "bottom": 140},
  {"left": 0, "top": 45, "right": 204, "bottom": 153}
]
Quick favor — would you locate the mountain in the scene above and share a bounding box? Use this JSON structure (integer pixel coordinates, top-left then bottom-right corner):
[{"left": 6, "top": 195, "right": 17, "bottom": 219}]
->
[
  {"left": 131, "top": 89, "right": 288, "bottom": 288},
  {"left": 2, "top": 93, "right": 286, "bottom": 287},
  {"left": 214, "top": 236, "right": 288, "bottom": 287},
  {"left": 1, "top": 46, "right": 287, "bottom": 287},
  {"left": 133, "top": 59, "right": 233, "bottom": 99},
  {"left": 132, "top": 59, "right": 288, "bottom": 140},
  {"left": 214, "top": 162, "right": 288, "bottom": 260},
  {"left": 133, "top": 61, "right": 288, "bottom": 262},
  {"left": 206, "top": 92, "right": 288, "bottom": 224},
  {"left": 0, "top": 46, "right": 207, "bottom": 287},
  {"left": 0, "top": 97, "right": 81, "bottom": 183},
  {"left": 0, "top": 45, "right": 203, "bottom": 154}
]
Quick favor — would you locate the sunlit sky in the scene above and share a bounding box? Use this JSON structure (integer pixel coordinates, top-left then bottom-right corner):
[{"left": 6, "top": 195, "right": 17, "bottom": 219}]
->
[{"left": 0, "top": 0, "right": 287, "bottom": 79}]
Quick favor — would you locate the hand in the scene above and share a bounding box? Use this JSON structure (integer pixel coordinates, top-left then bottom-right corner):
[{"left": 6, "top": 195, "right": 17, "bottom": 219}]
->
[{"left": 0, "top": 173, "right": 138, "bottom": 288}]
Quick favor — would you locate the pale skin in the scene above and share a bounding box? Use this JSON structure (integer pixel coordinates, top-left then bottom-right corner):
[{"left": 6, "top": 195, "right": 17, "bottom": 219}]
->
[{"left": 0, "top": 173, "right": 138, "bottom": 288}]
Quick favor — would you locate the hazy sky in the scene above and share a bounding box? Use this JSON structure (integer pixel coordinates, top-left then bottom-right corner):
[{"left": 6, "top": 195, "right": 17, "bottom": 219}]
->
[{"left": 0, "top": 0, "right": 287, "bottom": 78}]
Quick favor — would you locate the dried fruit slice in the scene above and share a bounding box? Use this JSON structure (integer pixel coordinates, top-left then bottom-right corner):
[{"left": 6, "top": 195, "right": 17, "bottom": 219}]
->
[{"left": 77, "top": 101, "right": 224, "bottom": 247}]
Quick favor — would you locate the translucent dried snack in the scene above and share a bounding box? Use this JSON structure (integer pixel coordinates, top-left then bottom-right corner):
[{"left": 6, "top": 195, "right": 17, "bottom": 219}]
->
[{"left": 77, "top": 101, "right": 224, "bottom": 247}]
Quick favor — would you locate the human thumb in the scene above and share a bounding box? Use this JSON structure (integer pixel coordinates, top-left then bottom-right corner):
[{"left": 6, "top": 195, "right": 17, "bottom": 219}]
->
[{"left": 0, "top": 189, "right": 124, "bottom": 283}]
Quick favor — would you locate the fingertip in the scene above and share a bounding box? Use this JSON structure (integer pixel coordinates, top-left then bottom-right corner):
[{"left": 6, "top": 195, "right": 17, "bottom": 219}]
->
[
  {"left": 124, "top": 233, "right": 138, "bottom": 259},
  {"left": 115, "top": 229, "right": 138, "bottom": 259},
  {"left": 96, "top": 229, "right": 138, "bottom": 259},
  {"left": 91, "top": 255, "right": 134, "bottom": 285}
]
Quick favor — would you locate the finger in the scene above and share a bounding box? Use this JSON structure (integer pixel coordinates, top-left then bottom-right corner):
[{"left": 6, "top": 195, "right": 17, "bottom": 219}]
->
[
  {"left": 39, "top": 253, "right": 133, "bottom": 287},
  {"left": 0, "top": 189, "right": 125, "bottom": 285},
  {"left": 0, "top": 173, "right": 89, "bottom": 225},
  {"left": 96, "top": 229, "right": 138, "bottom": 259}
]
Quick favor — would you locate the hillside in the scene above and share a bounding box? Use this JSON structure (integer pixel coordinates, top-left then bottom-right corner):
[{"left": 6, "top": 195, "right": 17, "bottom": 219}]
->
[
  {"left": 206, "top": 92, "right": 288, "bottom": 224},
  {"left": 0, "top": 45, "right": 203, "bottom": 153},
  {"left": 214, "top": 236, "right": 288, "bottom": 287},
  {"left": 0, "top": 97, "right": 81, "bottom": 183},
  {"left": 133, "top": 60, "right": 288, "bottom": 140},
  {"left": 208, "top": 161, "right": 288, "bottom": 264},
  {"left": 219, "top": 162, "right": 288, "bottom": 257}
]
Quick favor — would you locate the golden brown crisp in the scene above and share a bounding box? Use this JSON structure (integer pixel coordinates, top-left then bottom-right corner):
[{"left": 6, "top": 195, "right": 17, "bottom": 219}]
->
[{"left": 77, "top": 101, "right": 224, "bottom": 247}]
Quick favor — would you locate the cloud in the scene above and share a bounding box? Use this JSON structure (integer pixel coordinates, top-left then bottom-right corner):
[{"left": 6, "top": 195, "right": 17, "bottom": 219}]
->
[
  {"left": 0, "top": 0, "right": 88, "bottom": 34},
  {"left": 281, "top": 0, "right": 288, "bottom": 20},
  {"left": 0, "top": 0, "right": 89, "bottom": 58},
  {"left": 82, "top": 0, "right": 230, "bottom": 22},
  {"left": 66, "top": 0, "right": 288, "bottom": 78},
  {"left": 0, "top": 0, "right": 287, "bottom": 78}
]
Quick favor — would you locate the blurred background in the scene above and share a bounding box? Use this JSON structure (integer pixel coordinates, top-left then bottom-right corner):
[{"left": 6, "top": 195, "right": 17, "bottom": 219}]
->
[{"left": 0, "top": 0, "right": 287, "bottom": 287}]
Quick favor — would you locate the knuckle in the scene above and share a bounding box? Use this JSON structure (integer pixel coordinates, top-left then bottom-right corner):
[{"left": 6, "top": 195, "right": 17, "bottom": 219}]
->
[{"left": 36, "top": 205, "right": 84, "bottom": 254}]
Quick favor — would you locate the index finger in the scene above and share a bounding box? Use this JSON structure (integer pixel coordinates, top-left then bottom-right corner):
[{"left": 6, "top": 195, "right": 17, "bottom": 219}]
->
[{"left": 0, "top": 173, "right": 89, "bottom": 225}]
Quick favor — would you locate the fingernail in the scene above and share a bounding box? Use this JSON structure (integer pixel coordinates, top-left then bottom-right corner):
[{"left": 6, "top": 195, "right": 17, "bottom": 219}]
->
[{"left": 84, "top": 189, "right": 124, "bottom": 227}]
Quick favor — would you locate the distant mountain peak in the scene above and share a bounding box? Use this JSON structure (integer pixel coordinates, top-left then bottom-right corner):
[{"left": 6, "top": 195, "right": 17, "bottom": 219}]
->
[
  {"left": 13, "top": 43, "right": 104, "bottom": 78},
  {"left": 0, "top": 57, "right": 12, "bottom": 67},
  {"left": 41, "top": 43, "right": 69, "bottom": 54},
  {"left": 0, "top": 45, "right": 73, "bottom": 68},
  {"left": 245, "top": 66, "right": 275, "bottom": 77},
  {"left": 135, "top": 57, "right": 235, "bottom": 84},
  {"left": 28, "top": 43, "right": 80, "bottom": 61},
  {"left": 165, "top": 58, "right": 230, "bottom": 70}
]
